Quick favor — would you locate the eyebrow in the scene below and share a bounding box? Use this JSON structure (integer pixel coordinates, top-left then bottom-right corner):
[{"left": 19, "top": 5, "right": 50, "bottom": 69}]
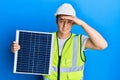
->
[{"left": 58, "top": 18, "right": 64, "bottom": 20}]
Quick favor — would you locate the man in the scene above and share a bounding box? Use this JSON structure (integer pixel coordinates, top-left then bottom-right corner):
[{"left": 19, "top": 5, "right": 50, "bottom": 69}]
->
[{"left": 11, "top": 3, "right": 108, "bottom": 80}]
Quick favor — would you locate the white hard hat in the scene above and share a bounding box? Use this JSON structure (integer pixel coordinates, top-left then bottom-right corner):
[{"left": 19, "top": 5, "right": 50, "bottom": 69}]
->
[{"left": 55, "top": 3, "right": 76, "bottom": 16}]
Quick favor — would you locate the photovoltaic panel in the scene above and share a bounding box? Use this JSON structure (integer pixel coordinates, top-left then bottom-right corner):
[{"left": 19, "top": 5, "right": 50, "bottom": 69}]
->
[{"left": 14, "top": 30, "right": 54, "bottom": 75}]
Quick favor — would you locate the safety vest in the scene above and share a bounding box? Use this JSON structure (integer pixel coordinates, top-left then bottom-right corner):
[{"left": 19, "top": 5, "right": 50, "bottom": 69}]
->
[{"left": 44, "top": 32, "right": 86, "bottom": 80}]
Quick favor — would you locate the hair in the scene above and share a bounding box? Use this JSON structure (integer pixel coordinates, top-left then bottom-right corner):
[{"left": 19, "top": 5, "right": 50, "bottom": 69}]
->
[{"left": 56, "top": 15, "right": 59, "bottom": 21}]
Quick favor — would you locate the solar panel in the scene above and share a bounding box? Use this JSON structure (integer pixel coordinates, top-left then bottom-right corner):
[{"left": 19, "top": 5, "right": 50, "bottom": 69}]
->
[{"left": 13, "top": 30, "right": 54, "bottom": 75}]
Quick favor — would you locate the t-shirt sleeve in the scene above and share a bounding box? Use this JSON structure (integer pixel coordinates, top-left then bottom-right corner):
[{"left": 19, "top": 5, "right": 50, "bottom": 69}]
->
[{"left": 81, "top": 35, "right": 89, "bottom": 51}]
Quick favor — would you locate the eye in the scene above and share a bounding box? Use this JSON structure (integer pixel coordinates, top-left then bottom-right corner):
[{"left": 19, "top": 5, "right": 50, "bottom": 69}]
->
[
  {"left": 68, "top": 20, "right": 73, "bottom": 24},
  {"left": 59, "top": 20, "right": 64, "bottom": 23}
]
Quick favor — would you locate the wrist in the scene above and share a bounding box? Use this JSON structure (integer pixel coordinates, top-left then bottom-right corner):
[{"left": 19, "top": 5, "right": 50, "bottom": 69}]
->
[{"left": 76, "top": 19, "right": 85, "bottom": 26}]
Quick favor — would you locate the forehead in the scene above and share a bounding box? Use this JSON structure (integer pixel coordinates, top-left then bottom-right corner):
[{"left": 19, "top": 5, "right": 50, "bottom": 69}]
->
[{"left": 57, "top": 15, "right": 71, "bottom": 19}]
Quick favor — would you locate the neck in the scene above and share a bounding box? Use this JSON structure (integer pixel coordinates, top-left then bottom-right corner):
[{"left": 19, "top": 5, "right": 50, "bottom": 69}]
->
[{"left": 57, "top": 32, "right": 71, "bottom": 39}]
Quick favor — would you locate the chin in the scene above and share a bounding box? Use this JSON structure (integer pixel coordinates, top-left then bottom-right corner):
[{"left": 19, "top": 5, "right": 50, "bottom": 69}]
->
[
  {"left": 62, "top": 31, "right": 70, "bottom": 34},
  {"left": 59, "top": 30, "right": 70, "bottom": 34}
]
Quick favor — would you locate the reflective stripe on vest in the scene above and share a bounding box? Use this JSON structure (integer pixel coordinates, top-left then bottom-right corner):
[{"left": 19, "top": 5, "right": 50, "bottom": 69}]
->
[
  {"left": 52, "top": 65, "right": 84, "bottom": 72},
  {"left": 44, "top": 77, "right": 49, "bottom": 80},
  {"left": 52, "top": 36, "right": 84, "bottom": 72}
]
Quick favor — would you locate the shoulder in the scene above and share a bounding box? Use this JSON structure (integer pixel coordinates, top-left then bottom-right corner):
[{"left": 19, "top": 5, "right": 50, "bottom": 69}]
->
[
  {"left": 81, "top": 35, "right": 89, "bottom": 40},
  {"left": 73, "top": 33, "right": 88, "bottom": 39}
]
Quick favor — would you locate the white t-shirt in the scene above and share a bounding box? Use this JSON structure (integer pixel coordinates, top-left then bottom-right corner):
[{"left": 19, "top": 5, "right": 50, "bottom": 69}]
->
[{"left": 58, "top": 35, "right": 88, "bottom": 56}]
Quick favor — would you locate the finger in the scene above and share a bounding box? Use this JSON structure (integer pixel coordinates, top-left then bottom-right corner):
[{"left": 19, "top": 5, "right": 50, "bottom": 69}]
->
[
  {"left": 13, "top": 46, "right": 18, "bottom": 49},
  {"left": 13, "top": 41, "right": 17, "bottom": 43},
  {"left": 12, "top": 42, "right": 19, "bottom": 47},
  {"left": 12, "top": 45, "right": 18, "bottom": 49},
  {"left": 11, "top": 48, "right": 18, "bottom": 53},
  {"left": 62, "top": 16, "right": 74, "bottom": 21},
  {"left": 12, "top": 49, "right": 18, "bottom": 53},
  {"left": 13, "top": 45, "right": 20, "bottom": 49}
]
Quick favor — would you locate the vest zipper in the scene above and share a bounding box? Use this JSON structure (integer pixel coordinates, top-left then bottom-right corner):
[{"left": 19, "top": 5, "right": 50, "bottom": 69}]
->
[
  {"left": 56, "top": 32, "right": 72, "bottom": 80},
  {"left": 57, "top": 56, "right": 61, "bottom": 80}
]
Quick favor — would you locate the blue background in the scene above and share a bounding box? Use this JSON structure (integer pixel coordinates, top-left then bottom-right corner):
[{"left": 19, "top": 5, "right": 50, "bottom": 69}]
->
[{"left": 0, "top": 0, "right": 119, "bottom": 80}]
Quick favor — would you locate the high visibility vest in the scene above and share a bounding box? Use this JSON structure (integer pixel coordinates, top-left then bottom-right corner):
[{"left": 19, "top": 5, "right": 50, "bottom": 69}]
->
[{"left": 44, "top": 32, "right": 86, "bottom": 80}]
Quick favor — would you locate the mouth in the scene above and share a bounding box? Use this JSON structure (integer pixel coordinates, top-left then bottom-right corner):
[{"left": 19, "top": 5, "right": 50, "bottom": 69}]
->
[{"left": 63, "top": 27, "right": 68, "bottom": 31}]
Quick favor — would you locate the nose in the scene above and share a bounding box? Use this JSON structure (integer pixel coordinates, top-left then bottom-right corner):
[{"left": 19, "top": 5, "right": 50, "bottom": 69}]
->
[{"left": 63, "top": 21, "right": 67, "bottom": 27}]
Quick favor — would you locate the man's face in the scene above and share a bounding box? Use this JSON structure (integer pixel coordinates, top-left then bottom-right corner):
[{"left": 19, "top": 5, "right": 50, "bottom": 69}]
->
[{"left": 57, "top": 15, "right": 74, "bottom": 35}]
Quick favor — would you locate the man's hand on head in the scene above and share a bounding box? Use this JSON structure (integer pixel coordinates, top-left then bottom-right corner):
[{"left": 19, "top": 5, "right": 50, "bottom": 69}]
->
[{"left": 60, "top": 15, "right": 85, "bottom": 26}]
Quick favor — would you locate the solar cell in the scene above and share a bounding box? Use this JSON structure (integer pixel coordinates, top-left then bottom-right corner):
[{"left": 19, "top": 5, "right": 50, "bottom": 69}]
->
[{"left": 13, "top": 30, "right": 54, "bottom": 75}]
